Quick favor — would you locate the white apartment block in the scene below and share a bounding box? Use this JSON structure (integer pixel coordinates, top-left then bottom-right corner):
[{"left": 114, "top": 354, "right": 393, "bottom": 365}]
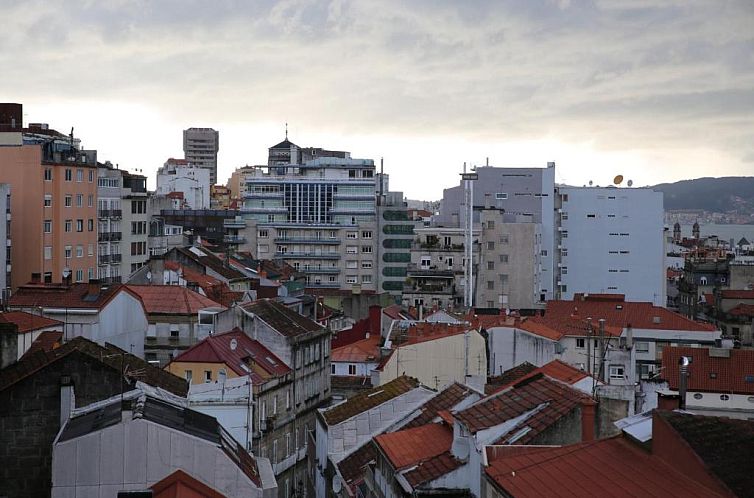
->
[
  {"left": 156, "top": 158, "right": 210, "bottom": 209},
  {"left": 554, "top": 186, "right": 665, "bottom": 306},
  {"left": 242, "top": 138, "right": 379, "bottom": 292}
]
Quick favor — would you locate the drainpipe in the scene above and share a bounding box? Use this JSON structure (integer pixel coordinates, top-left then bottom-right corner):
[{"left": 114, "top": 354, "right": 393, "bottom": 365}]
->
[{"left": 678, "top": 356, "right": 690, "bottom": 410}]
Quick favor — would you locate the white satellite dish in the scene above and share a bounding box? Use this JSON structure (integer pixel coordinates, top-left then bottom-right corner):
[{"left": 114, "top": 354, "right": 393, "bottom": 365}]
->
[
  {"left": 62, "top": 268, "right": 71, "bottom": 278},
  {"left": 230, "top": 338, "right": 238, "bottom": 351}
]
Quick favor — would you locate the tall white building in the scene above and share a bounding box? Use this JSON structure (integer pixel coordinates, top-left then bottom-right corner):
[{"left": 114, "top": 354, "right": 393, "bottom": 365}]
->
[
  {"left": 155, "top": 158, "right": 210, "bottom": 209},
  {"left": 554, "top": 186, "right": 665, "bottom": 306},
  {"left": 183, "top": 127, "right": 219, "bottom": 185}
]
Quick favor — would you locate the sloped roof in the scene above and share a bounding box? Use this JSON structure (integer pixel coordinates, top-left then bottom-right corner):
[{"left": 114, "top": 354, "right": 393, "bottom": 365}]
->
[
  {"left": 0, "top": 337, "right": 187, "bottom": 396},
  {"left": 485, "top": 362, "right": 538, "bottom": 394},
  {"left": 404, "top": 382, "right": 477, "bottom": 429},
  {"left": 488, "top": 360, "right": 596, "bottom": 396},
  {"left": 9, "top": 283, "right": 132, "bottom": 310},
  {"left": 338, "top": 444, "right": 378, "bottom": 491},
  {"left": 151, "top": 469, "right": 225, "bottom": 498},
  {"left": 375, "top": 423, "right": 452, "bottom": 470},
  {"left": 719, "top": 289, "right": 754, "bottom": 300},
  {"left": 546, "top": 296, "right": 717, "bottom": 332},
  {"left": 728, "top": 303, "right": 754, "bottom": 317},
  {"left": 19, "top": 331, "right": 63, "bottom": 359},
  {"left": 126, "top": 285, "right": 224, "bottom": 315},
  {"left": 270, "top": 138, "right": 296, "bottom": 149},
  {"left": 322, "top": 376, "right": 420, "bottom": 426},
  {"left": 392, "top": 322, "right": 470, "bottom": 347},
  {"left": 176, "top": 246, "right": 248, "bottom": 281},
  {"left": 403, "top": 451, "right": 464, "bottom": 488},
  {"left": 241, "top": 299, "right": 322, "bottom": 337},
  {"left": 454, "top": 374, "right": 593, "bottom": 444},
  {"left": 658, "top": 410, "right": 754, "bottom": 497},
  {"left": 331, "top": 335, "right": 381, "bottom": 363},
  {"left": 662, "top": 346, "right": 754, "bottom": 395},
  {"left": 170, "top": 328, "right": 290, "bottom": 380},
  {"left": 485, "top": 436, "right": 723, "bottom": 498},
  {"left": 0, "top": 311, "right": 62, "bottom": 333}
]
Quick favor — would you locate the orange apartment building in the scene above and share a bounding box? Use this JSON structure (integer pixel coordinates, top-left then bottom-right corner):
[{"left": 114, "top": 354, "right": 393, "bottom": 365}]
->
[{"left": 0, "top": 104, "right": 98, "bottom": 289}]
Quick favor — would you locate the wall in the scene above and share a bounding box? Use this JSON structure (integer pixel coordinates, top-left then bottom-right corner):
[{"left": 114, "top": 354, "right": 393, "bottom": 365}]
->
[{"left": 486, "top": 326, "right": 557, "bottom": 375}]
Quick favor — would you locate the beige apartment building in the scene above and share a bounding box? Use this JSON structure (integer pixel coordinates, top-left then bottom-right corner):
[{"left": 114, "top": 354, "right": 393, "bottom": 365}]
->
[{"left": 0, "top": 121, "right": 98, "bottom": 289}]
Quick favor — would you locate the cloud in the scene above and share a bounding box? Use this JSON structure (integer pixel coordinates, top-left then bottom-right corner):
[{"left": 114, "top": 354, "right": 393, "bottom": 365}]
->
[{"left": 0, "top": 0, "right": 752, "bottom": 197}]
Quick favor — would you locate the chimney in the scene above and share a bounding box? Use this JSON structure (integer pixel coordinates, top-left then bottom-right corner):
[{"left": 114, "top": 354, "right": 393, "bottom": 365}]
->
[
  {"left": 0, "top": 320, "right": 19, "bottom": 369},
  {"left": 580, "top": 401, "right": 595, "bottom": 442},
  {"left": 30, "top": 272, "right": 41, "bottom": 284},
  {"left": 484, "top": 193, "right": 491, "bottom": 209},
  {"left": 368, "top": 305, "right": 381, "bottom": 339},
  {"left": 59, "top": 375, "right": 74, "bottom": 428},
  {"left": 87, "top": 279, "right": 101, "bottom": 298},
  {"left": 678, "top": 356, "right": 690, "bottom": 410},
  {"left": 625, "top": 324, "right": 633, "bottom": 349}
]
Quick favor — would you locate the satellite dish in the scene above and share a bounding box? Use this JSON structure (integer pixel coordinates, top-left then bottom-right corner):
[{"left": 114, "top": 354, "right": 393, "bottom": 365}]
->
[
  {"left": 230, "top": 338, "right": 238, "bottom": 351},
  {"left": 613, "top": 175, "right": 624, "bottom": 185},
  {"left": 333, "top": 475, "right": 342, "bottom": 493},
  {"left": 627, "top": 179, "right": 633, "bottom": 187},
  {"left": 146, "top": 270, "right": 152, "bottom": 283},
  {"left": 62, "top": 268, "right": 71, "bottom": 278},
  {"left": 588, "top": 180, "right": 593, "bottom": 186}
]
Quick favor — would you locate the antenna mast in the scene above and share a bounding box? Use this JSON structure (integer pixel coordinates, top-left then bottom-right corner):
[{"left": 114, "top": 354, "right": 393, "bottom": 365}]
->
[{"left": 460, "top": 164, "right": 478, "bottom": 309}]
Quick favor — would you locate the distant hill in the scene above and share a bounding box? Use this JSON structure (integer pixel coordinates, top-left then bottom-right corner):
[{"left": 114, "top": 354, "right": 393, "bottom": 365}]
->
[{"left": 650, "top": 177, "right": 754, "bottom": 213}]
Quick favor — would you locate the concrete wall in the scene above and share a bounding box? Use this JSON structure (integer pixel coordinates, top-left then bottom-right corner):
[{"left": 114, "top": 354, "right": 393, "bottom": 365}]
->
[{"left": 486, "top": 326, "right": 558, "bottom": 376}]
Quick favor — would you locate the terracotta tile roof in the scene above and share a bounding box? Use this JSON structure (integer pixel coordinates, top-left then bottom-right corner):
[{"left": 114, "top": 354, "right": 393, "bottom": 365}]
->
[
  {"left": 241, "top": 299, "right": 323, "bottom": 337},
  {"left": 472, "top": 314, "right": 516, "bottom": 330},
  {"left": 0, "top": 311, "right": 62, "bottom": 333},
  {"left": 485, "top": 436, "right": 724, "bottom": 498},
  {"left": 393, "top": 322, "right": 470, "bottom": 347},
  {"left": 404, "top": 382, "right": 477, "bottom": 429},
  {"left": 0, "top": 336, "right": 188, "bottom": 396},
  {"left": 728, "top": 303, "right": 754, "bottom": 317},
  {"left": 331, "top": 335, "right": 381, "bottom": 363},
  {"left": 150, "top": 469, "right": 225, "bottom": 498},
  {"left": 454, "top": 374, "right": 593, "bottom": 444},
  {"left": 322, "top": 376, "right": 420, "bottom": 426},
  {"left": 658, "top": 410, "right": 754, "bottom": 497},
  {"left": 486, "top": 362, "right": 538, "bottom": 394},
  {"left": 170, "top": 328, "right": 290, "bottom": 381},
  {"left": 402, "top": 451, "right": 463, "bottom": 488},
  {"left": 375, "top": 423, "right": 453, "bottom": 470},
  {"left": 8, "top": 282, "right": 131, "bottom": 310},
  {"left": 545, "top": 296, "right": 717, "bottom": 332},
  {"left": 19, "top": 331, "right": 63, "bottom": 359},
  {"left": 515, "top": 317, "right": 565, "bottom": 340},
  {"left": 176, "top": 247, "right": 248, "bottom": 281},
  {"left": 331, "top": 375, "right": 373, "bottom": 390},
  {"left": 126, "top": 285, "right": 224, "bottom": 315},
  {"left": 488, "top": 361, "right": 595, "bottom": 396},
  {"left": 719, "top": 289, "right": 754, "bottom": 300},
  {"left": 383, "top": 304, "right": 407, "bottom": 320},
  {"left": 662, "top": 346, "right": 754, "bottom": 395},
  {"left": 338, "top": 444, "right": 378, "bottom": 490}
]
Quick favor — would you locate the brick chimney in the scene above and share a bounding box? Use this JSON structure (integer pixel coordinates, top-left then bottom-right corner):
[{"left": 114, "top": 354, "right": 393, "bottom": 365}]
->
[
  {"left": 580, "top": 400, "right": 596, "bottom": 442},
  {"left": 87, "top": 279, "right": 101, "bottom": 299}
]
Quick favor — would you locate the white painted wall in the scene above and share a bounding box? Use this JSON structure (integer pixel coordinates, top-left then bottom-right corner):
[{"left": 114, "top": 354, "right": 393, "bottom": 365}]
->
[{"left": 486, "top": 326, "right": 558, "bottom": 376}]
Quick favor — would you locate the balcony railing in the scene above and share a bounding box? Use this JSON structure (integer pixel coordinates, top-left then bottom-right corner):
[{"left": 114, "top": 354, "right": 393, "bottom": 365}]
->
[
  {"left": 274, "top": 237, "right": 340, "bottom": 245},
  {"left": 98, "top": 232, "right": 122, "bottom": 242},
  {"left": 276, "top": 252, "right": 340, "bottom": 259},
  {"left": 223, "top": 218, "right": 247, "bottom": 228},
  {"left": 224, "top": 235, "right": 247, "bottom": 244},
  {"left": 301, "top": 267, "right": 340, "bottom": 274},
  {"left": 98, "top": 209, "right": 122, "bottom": 219}
]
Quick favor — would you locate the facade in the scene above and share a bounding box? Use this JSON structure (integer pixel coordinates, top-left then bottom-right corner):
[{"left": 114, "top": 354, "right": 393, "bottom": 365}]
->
[
  {"left": 436, "top": 163, "right": 556, "bottom": 300},
  {"left": 159, "top": 208, "right": 245, "bottom": 250},
  {"left": 183, "top": 127, "right": 219, "bottom": 185},
  {"left": 554, "top": 186, "right": 665, "bottom": 306},
  {"left": 227, "top": 165, "right": 255, "bottom": 199},
  {"left": 0, "top": 120, "right": 98, "bottom": 289},
  {"left": 211, "top": 184, "right": 232, "bottom": 209},
  {"left": 0, "top": 183, "right": 9, "bottom": 300},
  {"left": 0, "top": 311, "right": 63, "bottom": 364},
  {"left": 242, "top": 138, "right": 379, "bottom": 292},
  {"left": 97, "top": 162, "right": 149, "bottom": 282},
  {"left": 376, "top": 189, "right": 418, "bottom": 297},
  {"left": 156, "top": 158, "right": 211, "bottom": 209}
]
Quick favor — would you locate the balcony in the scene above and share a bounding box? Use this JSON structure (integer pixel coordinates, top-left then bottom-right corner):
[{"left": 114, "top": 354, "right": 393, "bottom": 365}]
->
[
  {"left": 301, "top": 267, "right": 340, "bottom": 274},
  {"left": 411, "top": 242, "right": 464, "bottom": 252},
  {"left": 306, "top": 281, "right": 341, "bottom": 288},
  {"left": 223, "top": 218, "right": 247, "bottom": 229},
  {"left": 406, "top": 265, "right": 455, "bottom": 278},
  {"left": 98, "top": 232, "right": 122, "bottom": 242},
  {"left": 98, "top": 254, "right": 111, "bottom": 264},
  {"left": 276, "top": 252, "right": 340, "bottom": 260},
  {"left": 403, "top": 282, "right": 455, "bottom": 295},
  {"left": 223, "top": 235, "right": 247, "bottom": 244},
  {"left": 110, "top": 254, "right": 122, "bottom": 263},
  {"left": 274, "top": 237, "right": 340, "bottom": 245},
  {"left": 98, "top": 209, "right": 122, "bottom": 219}
]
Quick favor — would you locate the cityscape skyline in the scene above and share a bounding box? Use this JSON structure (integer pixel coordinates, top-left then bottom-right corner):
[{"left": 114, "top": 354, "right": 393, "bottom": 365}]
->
[{"left": 3, "top": 0, "right": 752, "bottom": 199}]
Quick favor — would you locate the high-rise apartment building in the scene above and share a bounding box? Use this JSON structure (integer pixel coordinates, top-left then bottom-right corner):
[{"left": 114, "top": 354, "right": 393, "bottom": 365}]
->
[
  {"left": 97, "top": 162, "right": 149, "bottom": 282},
  {"left": 242, "top": 138, "right": 379, "bottom": 291},
  {"left": 554, "top": 186, "right": 665, "bottom": 305},
  {"left": 183, "top": 127, "right": 219, "bottom": 185},
  {"left": 377, "top": 188, "right": 418, "bottom": 297},
  {"left": 437, "top": 163, "right": 556, "bottom": 300},
  {"left": 0, "top": 108, "right": 98, "bottom": 289},
  {"left": 0, "top": 183, "right": 10, "bottom": 302}
]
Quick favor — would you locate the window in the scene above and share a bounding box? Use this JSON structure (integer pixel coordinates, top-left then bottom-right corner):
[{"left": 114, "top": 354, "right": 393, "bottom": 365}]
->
[
  {"left": 720, "top": 394, "right": 730, "bottom": 401},
  {"left": 44, "top": 195, "right": 52, "bottom": 207},
  {"left": 561, "top": 212, "right": 569, "bottom": 220},
  {"left": 64, "top": 246, "right": 72, "bottom": 259},
  {"left": 362, "top": 275, "right": 372, "bottom": 284},
  {"left": 348, "top": 364, "right": 357, "bottom": 375},
  {"left": 346, "top": 245, "right": 358, "bottom": 254},
  {"left": 76, "top": 169, "right": 83, "bottom": 182},
  {"left": 286, "top": 390, "right": 291, "bottom": 410},
  {"left": 64, "top": 195, "right": 72, "bottom": 207},
  {"left": 44, "top": 168, "right": 52, "bottom": 181},
  {"left": 131, "top": 241, "right": 147, "bottom": 256},
  {"left": 75, "top": 194, "right": 82, "bottom": 207},
  {"left": 500, "top": 235, "right": 509, "bottom": 244},
  {"left": 44, "top": 220, "right": 52, "bottom": 233},
  {"left": 88, "top": 268, "right": 94, "bottom": 280},
  {"left": 88, "top": 170, "right": 94, "bottom": 182},
  {"left": 487, "top": 241, "right": 495, "bottom": 250},
  {"left": 88, "top": 244, "right": 93, "bottom": 256},
  {"left": 204, "top": 370, "right": 212, "bottom": 383},
  {"left": 561, "top": 267, "right": 568, "bottom": 275},
  {"left": 561, "top": 248, "right": 568, "bottom": 257},
  {"left": 88, "top": 219, "right": 94, "bottom": 231},
  {"left": 75, "top": 269, "right": 83, "bottom": 282},
  {"left": 361, "top": 245, "right": 372, "bottom": 254},
  {"left": 88, "top": 194, "right": 93, "bottom": 207},
  {"left": 636, "top": 341, "right": 649, "bottom": 352},
  {"left": 346, "top": 260, "right": 358, "bottom": 269},
  {"left": 576, "top": 338, "right": 585, "bottom": 349},
  {"left": 421, "top": 256, "right": 431, "bottom": 269},
  {"left": 561, "top": 231, "right": 568, "bottom": 238},
  {"left": 487, "top": 280, "right": 495, "bottom": 290},
  {"left": 361, "top": 261, "right": 372, "bottom": 269},
  {"left": 346, "top": 231, "right": 358, "bottom": 239},
  {"left": 131, "top": 200, "right": 146, "bottom": 214},
  {"left": 64, "top": 220, "right": 72, "bottom": 232},
  {"left": 76, "top": 219, "right": 83, "bottom": 232},
  {"left": 541, "top": 250, "right": 548, "bottom": 256},
  {"left": 346, "top": 275, "right": 358, "bottom": 284},
  {"left": 273, "top": 395, "right": 278, "bottom": 415},
  {"left": 499, "top": 254, "right": 509, "bottom": 263},
  {"left": 76, "top": 245, "right": 83, "bottom": 258},
  {"left": 258, "top": 229, "right": 268, "bottom": 238},
  {"left": 185, "top": 370, "right": 193, "bottom": 383},
  {"left": 487, "top": 261, "right": 495, "bottom": 270},
  {"left": 487, "top": 220, "right": 495, "bottom": 229},
  {"left": 500, "top": 274, "right": 509, "bottom": 285},
  {"left": 361, "top": 230, "right": 372, "bottom": 239},
  {"left": 44, "top": 246, "right": 52, "bottom": 260},
  {"left": 65, "top": 169, "right": 72, "bottom": 181},
  {"left": 609, "top": 365, "right": 625, "bottom": 380},
  {"left": 495, "top": 193, "right": 508, "bottom": 200},
  {"left": 562, "top": 194, "right": 569, "bottom": 202},
  {"left": 446, "top": 257, "right": 453, "bottom": 267}
]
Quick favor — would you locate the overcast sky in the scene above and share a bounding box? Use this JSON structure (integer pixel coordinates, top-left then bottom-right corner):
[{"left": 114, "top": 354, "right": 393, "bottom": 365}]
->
[{"left": 2, "top": 0, "right": 752, "bottom": 199}]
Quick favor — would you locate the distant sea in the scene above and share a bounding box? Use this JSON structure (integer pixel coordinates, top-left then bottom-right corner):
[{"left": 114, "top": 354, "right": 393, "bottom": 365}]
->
[{"left": 679, "top": 224, "right": 754, "bottom": 243}]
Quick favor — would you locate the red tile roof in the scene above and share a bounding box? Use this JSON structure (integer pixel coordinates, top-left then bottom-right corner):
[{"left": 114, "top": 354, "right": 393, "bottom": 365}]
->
[
  {"left": 322, "top": 376, "right": 420, "bottom": 426},
  {"left": 8, "top": 283, "right": 132, "bottom": 310},
  {"left": 728, "top": 303, "right": 754, "bottom": 317},
  {"left": 337, "top": 444, "right": 378, "bottom": 491},
  {"left": 383, "top": 304, "right": 407, "bottom": 320},
  {"left": 241, "top": 299, "right": 323, "bottom": 337},
  {"left": 545, "top": 296, "right": 716, "bottom": 332},
  {"left": 331, "top": 335, "right": 381, "bottom": 363},
  {"left": 486, "top": 363, "right": 538, "bottom": 394},
  {"left": 126, "top": 285, "right": 224, "bottom": 315},
  {"left": 19, "top": 331, "right": 63, "bottom": 359},
  {"left": 0, "top": 311, "right": 62, "bottom": 333},
  {"left": 485, "top": 436, "right": 724, "bottom": 498},
  {"left": 719, "top": 289, "right": 754, "bottom": 300},
  {"left": 375, "top": 423, "right": 453, "bottom": 470},
  {"left": 662, "top": 346, "right": 754, "bottom": 395},
  {"left": 403, "top": 451, "right": 463, "bottom": 488},
  {"left": 151, "top": 469, "right": 225, "bottom": 498},
  {"left": 515, "top": 317, "right": 566, "bottom": 340},
  {"left": 170, "top": 328, "right": 290, "bottom": 381},
  {"left": 488, "top": 360, "right": 595, "bottom": 396},
  {"left": 404, "top": 382, "right": 478, "bottom": 429},
  {"left": 394, "top": 322, "right": 470, "bottom": 346},
  {"left": 454, "top": 375, "right": 593, "bottom": 444}
]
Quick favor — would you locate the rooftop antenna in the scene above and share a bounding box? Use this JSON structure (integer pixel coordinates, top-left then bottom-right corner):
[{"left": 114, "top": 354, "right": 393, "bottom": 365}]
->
[{"left": 285, "top": 122, "right": 288, "bottom": 140}]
